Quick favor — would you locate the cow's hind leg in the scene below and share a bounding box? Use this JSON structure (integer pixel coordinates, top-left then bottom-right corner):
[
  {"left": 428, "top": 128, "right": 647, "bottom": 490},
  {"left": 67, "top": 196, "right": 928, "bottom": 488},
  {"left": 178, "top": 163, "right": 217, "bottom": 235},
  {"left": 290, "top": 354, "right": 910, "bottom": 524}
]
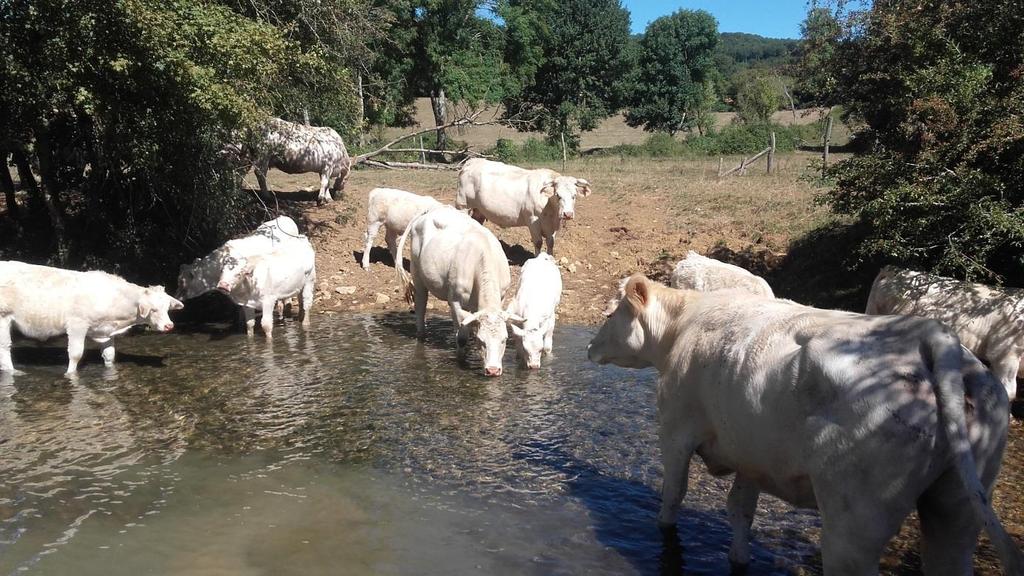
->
[
  {"left": 65, "top": 325, "right": 88, "bottom": 374},
  {"left": 816, "top": 492, "right": 904, "bottom": 576},
  {"left": 362, "top": 221, "right": 383, "bottom": 269},
  {"left": 726, "top": 475, "right": 761, "bottom": 569},
  {"left": 260, "top": 300, "right": 275, "bottom": 339},
  {"left": 413, "top": 282, "right": 428, "bottom": 340},
  {"left": 241, "top": 306, "right": 256, "bottom": 337},
  {"left": 385, "top": 229, "right": 399, "bottom": 267},
  {"left": 300, "top": 281, "right": 314, "bottom": 327},
  {"left": 528, "top": 222, "right": 543, "bottom": 255},
  {"left": 992, "top": 356, "right": 1020, "bottom": 401},
  {"left": 0, "top": 315, "right": 15, "bottom": 372},
  {"left": 917, "top": 468, "right": 983, "bottom": 576}
]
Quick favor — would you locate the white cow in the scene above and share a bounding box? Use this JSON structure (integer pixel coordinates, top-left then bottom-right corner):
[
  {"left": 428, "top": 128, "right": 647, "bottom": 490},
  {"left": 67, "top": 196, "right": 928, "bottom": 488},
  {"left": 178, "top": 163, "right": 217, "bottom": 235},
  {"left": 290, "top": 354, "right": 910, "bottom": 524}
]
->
[
  {"left": 456, "top": 158, "right": 591, "bottom": 256},
  {"left": 361, "top": 187, "right": 442, "bottom": 270},
  {"left": 0, "top": 261, "right": 183, "bottom": 373},
  {"left": 244, "top": 117, "right": 351, "bottom": 205},
  {"left": 669, "top": 251, "right": 774, "bottom": 296},
  {"left": 216, "top": 236, "right": 316, "bottom": 339},
  {"left": 588, "top": 275, "right": 1021, "bottom": 575},
  {"left": 866, "top": 265, "right": 1024, "bottom": 401},
  {"left": 177, "top": 216, "right": 300, "bottom": 301},
  {"left": 395, "top": 206, "right": 521, "bottom": 376},
  {"left": 506, "top": 253, "right": 561, "bottom": 369}
]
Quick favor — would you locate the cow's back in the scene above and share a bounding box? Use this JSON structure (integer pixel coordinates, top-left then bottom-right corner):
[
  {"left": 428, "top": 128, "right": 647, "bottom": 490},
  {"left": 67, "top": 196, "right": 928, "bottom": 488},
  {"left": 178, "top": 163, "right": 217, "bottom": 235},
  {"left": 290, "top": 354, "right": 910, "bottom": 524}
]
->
[
  {"left": 671, "top": 253, "right": 773, "bottom": 296},
  {"left": 664, "top": 294, "right": 963, "bottom": 504},
  {"left": 411, "top": 209, "right": 509, "bottom": 303},
  {"left": 457, "top": 159, "right": 553, "bottom": 227},
  {"left": 0, "top": 262, "right": 131, "bottom": 339}
]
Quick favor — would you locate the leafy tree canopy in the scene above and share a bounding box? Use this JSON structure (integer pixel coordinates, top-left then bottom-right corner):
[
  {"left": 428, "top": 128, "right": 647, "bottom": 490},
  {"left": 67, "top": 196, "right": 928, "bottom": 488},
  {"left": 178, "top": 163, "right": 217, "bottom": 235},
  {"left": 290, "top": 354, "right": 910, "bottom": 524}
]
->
[{"left": 624, "top": 9, "right": 719, "bottom": 135}]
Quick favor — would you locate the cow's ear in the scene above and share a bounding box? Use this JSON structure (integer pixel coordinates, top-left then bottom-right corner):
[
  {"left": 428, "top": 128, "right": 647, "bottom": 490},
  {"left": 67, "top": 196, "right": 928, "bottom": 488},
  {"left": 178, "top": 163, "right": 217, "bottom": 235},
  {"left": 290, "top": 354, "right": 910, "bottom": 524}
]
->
[
  {"left": 170, "top": 297, "right": 185, "bottom": 311},
  {"left": 509, "top": 323, "right": 525, "bottom": 338},
  {"left": 625, "top": 274, "right": 650, "bottom": 311},
  {"left": 460, "top": 311, "right": 480, "bottom": 327},
  {"left": 576, "top": 179, "right": 592, "bottom": 197},
  {"left": 504, "top": 311, "right": 526, "bottom": 327},
  {"left": 540, "top": 182, "right": 555, "bottom": 198}
]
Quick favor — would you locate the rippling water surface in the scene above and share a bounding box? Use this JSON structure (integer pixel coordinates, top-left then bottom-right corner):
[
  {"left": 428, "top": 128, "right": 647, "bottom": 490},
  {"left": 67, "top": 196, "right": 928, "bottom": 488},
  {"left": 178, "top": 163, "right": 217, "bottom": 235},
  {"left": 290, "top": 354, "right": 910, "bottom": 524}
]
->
[{"left": 1, "top": 313, "right": 1018, "bottom": 575}]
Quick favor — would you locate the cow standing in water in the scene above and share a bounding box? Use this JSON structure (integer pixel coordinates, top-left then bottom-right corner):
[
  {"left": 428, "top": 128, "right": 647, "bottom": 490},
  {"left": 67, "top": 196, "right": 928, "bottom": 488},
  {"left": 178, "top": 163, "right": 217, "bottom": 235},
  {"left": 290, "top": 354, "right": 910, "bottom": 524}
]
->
[
  {"left": 241, "top": 117, "right": 351, "bottom": 205},
  {"left": 395, "top": 206, "right": 522, "bottom": 376},
  {"left": 588, "top": 275, "right": 1021, "bottom": 574},
  {"left": 0, "top": 261, "right": 183, "bottom": 373}
]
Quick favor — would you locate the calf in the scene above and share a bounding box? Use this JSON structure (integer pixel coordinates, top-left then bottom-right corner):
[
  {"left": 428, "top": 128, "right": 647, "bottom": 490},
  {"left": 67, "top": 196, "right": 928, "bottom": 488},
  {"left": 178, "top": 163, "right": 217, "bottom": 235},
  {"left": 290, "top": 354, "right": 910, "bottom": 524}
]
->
[
  {"left": 0, "top": 261, "right": 183, "bottom": 373},
  {"left": 361, "top": 187, "right": 442, "bottom": 270},
  {"left": 866, "top": 265, "right": 1024, "bottom": 400},
  {"left": 396, "top": 206, "right": 521, "bottom": 376},
  {"left": 669, "top": 251, "right": 773, "bottom": 296},
  {"left": 506, "top": 253, "right": 561, "bottom": 368},
  {"left": 456, "top": 158, "right": 591, "bottom": 256},
  {"left": 216, "top": 236, "right": 316, "bottom": 339},
  {"left": 588, "top": 275, "right": 1021, "bottom": 574}
]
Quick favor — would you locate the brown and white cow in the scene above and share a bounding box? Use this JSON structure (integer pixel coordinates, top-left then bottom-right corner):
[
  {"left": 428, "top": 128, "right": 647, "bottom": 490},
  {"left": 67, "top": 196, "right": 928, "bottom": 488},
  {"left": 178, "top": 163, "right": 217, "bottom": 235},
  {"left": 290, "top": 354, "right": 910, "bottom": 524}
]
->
[
  {"left": 240, "top": 117, "right": 351, "bottom": 205},
  {"left": 669, "top": 251, "right": 774, "bottom": 296},
  {"left": 0, "top": 261, "right": 183, "bottom": 373},
  {"left": 866, "top": 266, "right": 1024, "bottom": 401},
  {"left": 588, "top": 275, "right": 1021, "bottom": 575},
  {"left": 361, "top": 187, "right": 443, "bottom": 270},
  {"left": 216, "top": 235, "right": 317, "bottom": 339},
  {"left": 395, "top": 206, "right": 521, "bottom": 376},
  {"left": 455, "top": 158, "right": 590, "bottom": 256}
]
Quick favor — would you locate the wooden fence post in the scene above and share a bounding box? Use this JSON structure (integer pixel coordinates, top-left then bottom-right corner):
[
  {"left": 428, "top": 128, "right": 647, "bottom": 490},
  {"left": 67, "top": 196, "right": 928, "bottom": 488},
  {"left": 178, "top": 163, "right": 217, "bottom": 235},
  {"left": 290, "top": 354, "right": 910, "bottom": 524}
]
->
[
  {"left": 419, "top": 136, "right": 426, "bottom": 164},
  {"left": 822, "top": 115, "right": 833, "bottom": 179},
  {"left": 767, "top": 131, "right": 776, "bottom": 174},
  {"left": 718, "top": 157, "right": 723, "bottom": 179}
]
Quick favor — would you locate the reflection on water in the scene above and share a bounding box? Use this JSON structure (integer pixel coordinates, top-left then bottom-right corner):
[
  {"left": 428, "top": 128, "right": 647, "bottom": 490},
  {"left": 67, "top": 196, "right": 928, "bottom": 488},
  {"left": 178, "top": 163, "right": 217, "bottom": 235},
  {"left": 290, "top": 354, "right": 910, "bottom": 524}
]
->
[{"left": 0, "top": 313, "right": 1016, "bottom": 574}]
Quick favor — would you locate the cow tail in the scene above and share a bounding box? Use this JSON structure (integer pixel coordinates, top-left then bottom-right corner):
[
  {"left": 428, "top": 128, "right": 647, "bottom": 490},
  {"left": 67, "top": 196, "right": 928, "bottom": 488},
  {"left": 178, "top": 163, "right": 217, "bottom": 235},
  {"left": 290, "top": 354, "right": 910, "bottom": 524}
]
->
[
  {"left": 928, "top": 328, "right": 1023, "bottom": 575},
  {"left": 395, "top": 211, "right": 422, "bottom": 304}
]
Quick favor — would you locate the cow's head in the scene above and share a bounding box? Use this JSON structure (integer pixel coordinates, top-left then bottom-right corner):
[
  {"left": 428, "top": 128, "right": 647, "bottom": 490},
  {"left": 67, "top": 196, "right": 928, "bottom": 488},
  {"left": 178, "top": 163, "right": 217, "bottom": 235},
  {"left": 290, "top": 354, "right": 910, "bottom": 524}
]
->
[
  {"left": 138, "top": 286, "right": 184, "bottom": 333},
  {"left": 509, "top": 314, "right": 548, "bottom": 369},
  {"left": 587, "top": 274, "right": 656, "bottom": 368},
  {"left": 541, "top": 176, "right": 591, "bottom": 221},
  {"left": 460, "top": 309, "right": 524, "bottom": 376},
  {"left": 217, "top": 254, "right": 254, "bottom": 293}
]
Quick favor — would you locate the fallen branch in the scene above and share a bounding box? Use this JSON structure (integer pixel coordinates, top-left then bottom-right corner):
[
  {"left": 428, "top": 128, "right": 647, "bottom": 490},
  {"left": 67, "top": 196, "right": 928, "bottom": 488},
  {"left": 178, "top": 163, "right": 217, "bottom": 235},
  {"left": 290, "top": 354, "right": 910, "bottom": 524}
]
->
[
  {"left": 351, "top": 111, "right": 492, "bottom": 165},
  {"left": 363, "top": 160, "right": 462, "bottom": 171}
]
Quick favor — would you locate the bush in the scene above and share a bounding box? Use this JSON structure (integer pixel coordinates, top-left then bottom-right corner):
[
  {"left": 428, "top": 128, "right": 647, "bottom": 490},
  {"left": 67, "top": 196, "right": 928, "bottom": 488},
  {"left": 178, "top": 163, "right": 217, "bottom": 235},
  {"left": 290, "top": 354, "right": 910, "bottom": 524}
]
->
[{"left": 485, "top": 137, "right": 564, "bottom": 163}]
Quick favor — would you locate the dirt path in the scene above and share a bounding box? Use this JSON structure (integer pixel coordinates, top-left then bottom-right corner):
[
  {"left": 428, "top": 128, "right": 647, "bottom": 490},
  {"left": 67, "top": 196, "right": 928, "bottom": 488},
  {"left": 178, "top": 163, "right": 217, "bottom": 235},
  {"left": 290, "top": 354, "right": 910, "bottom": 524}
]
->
[{"left": 257, "top": 153, "right": 832, "bottom": 325}]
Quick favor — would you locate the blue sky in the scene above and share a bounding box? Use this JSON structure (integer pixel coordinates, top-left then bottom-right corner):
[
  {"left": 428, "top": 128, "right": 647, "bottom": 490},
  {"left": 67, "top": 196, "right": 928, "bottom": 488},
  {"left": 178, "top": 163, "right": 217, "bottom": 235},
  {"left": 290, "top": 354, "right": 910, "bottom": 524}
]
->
[{"left": 624, "top": 1, "right": 811, "bottom": 39}]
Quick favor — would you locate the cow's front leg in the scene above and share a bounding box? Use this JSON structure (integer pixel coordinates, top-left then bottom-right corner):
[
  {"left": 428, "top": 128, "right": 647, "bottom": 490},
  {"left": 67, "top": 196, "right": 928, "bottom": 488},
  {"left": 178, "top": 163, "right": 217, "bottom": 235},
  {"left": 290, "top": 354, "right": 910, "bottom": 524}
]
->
[
  {"left": 0, "top": 315, "right": 15, "bottom": 372},
  {"left": 658, "top": 428, "right": 696, "bottom": 529},
  {"left": 65, "top": 326, "right": 88, "bottom": 374},
  {"left": 726, "top": 475, "right": 761, "bottom": 569},
  {"left": 317, "top": 172, "right": 331, "bottom": 205},
  {"left": 543, "top": 319, "right": 554, "bottom": 354},
  {"left": 260, "top": 300, "right": 275, "bottom": 339},
  {"left": 93, "top": 337, "right": 116, "bottom": 367},
  {"left": 449, "top": 301, "right": 470, "bottom": 353},
  {"left": 544, "top": 231, "right": 556, "bottom": 256},
  {"left": 385, "top": 229, "right": 400, "bottom": 266},
  {"left": 528, "top": 221, "right": 544, "bottom": 255},
  {"left": 362, "top": 221, "right": 383, "bottom": 269}
]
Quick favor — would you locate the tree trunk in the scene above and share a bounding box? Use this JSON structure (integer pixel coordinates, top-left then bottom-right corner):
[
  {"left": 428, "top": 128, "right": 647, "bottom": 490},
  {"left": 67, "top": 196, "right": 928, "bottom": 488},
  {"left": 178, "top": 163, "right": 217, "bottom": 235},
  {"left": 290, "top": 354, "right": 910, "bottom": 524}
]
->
[
  {"left": 32, "top": 129, "right": 69, "bottom": 263},
  {"left": 430, "top": 87, "right": 447, "bottom": 160},
  {"left": 357, "top": 71, "right": 366, "bottom": 147},
  {"left": 0, "top": 151, "right": 19, "bottom": 219}
]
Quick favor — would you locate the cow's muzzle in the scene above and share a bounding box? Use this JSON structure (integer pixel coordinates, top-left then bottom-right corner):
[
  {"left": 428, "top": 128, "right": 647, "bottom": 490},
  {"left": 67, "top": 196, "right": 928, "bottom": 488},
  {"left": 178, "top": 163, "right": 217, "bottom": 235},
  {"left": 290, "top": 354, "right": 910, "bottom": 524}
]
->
[{"left": 484, "top": 366, "right": 503, "bottom": 377}]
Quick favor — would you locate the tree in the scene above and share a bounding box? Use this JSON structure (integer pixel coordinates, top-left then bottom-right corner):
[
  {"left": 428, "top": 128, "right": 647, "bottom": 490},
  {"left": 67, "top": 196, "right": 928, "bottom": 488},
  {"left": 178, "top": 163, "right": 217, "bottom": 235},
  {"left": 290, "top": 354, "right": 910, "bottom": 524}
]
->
[
  {"left": 793, "top": 6, "right": 842, "bottom": 108},
  {"left": 503, "top": 0, "right": 633, "bottom": 148},
  {"left": 624, "top": 9, "right": 719, "bottom": 136},
  {"left": 820, "top": 0, "right": 1024, "bottom": 284},
  {"left": 0, "top": 0, "right": 376, "bottom": 278},
  {"left": 735, "top": 72, "right": 781, "bottom": 124}
]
